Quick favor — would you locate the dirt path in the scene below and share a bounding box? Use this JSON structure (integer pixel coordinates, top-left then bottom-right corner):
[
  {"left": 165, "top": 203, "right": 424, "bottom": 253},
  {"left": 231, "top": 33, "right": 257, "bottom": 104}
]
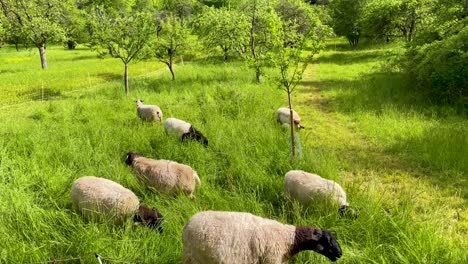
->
[{"left": 295, "top": 58, "right": 467, "bottom": 247}]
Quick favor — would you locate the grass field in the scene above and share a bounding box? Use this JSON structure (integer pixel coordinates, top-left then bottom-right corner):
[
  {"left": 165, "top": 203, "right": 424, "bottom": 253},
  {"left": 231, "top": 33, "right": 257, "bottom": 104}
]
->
[{"left": 0, "top": 41, "right": 466, "bottom": 263}]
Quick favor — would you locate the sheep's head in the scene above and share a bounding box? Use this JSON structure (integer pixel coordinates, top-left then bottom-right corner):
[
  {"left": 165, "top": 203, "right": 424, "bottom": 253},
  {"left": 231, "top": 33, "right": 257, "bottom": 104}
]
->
[
  {"left": 339, "top": 205, "right": 359, "bottom": 219},
  {"left": 157, "top": 111, "right": 162, "bottom": 122},
  {"left": 135, "top": 99, "right": 144, "bottom": 106},
  {"left": 182, "top": 127, "right": 208, "bottom": 147},
  {"left": 293, "top": 120, "right": 303, "bottom": 130},
  {"left": 314, "top": 230, "right": 342, "bottom": 262},
  {"left": 125, "top": 152, "right": 142, "bottom": 166},
  {"left": 292, "top": 227, "right": 342, "bottom": 262},
  {"left": 133, "top": 204, "right": 164, "bottom": 233}
]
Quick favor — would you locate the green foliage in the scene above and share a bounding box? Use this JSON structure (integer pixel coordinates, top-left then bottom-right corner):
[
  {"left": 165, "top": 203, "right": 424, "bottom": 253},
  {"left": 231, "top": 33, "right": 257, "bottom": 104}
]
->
[
  {"left": 403, "top": 23, "right": 468, "bottom": 104},
  {"left": 0, "top": 0, "right": 70, "bottom": 47},
  {"left": 361, "top": 0, "right": 401, "bottom": 39},
  {"left": 411, "top": 0, "right": 467, "bottom": 45},
  {"left": 193, "top": 6, "right": 249, "bottom": 60},
  {"left": 199, "top": 0, "right": 243, "bottom": 8},
  {"left": 89, "top": 8, "right": 154, "bottom": 64},
  {"left": 152, "top": 13, "right": 190, "bottom": 80},
  {"left": 157, "top": 0, "right": 201, "bottom": 20},
  {"left": 62, "top": 5, "right": 89, "bottom": 49},
  {"left": 242, "top": 0, "right": 282, "bottom": 83},
  {"left": 0, "top": 0, "right": 73, "bottom": 68},
  {"left": 89, "top": 8, "right": 154, "bottom": 93},
  {"left": 329, "top": 0, "right": 366, "bottom": 46}
]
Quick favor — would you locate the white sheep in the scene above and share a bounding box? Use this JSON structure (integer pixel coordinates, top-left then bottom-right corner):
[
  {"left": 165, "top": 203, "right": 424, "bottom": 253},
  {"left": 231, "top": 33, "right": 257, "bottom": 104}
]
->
[
  {"left": 136, "top": 99, "right": 163, "bottom": 122},
  {"left": 182, "top": 211, "right": 342, "bottom": 264},
  {"left": 125, "top": 152, "right": 201, "bottom": 199},
  {"left": 71, "top": 176, "right": 163, "bottom": 231},
  {"left": 164, "top": 117, "right": 208, "bottom": 146},
  {"left": 284, "top": 170, "right": 350, "bottom": 215},
  {"left": 276, "top": 107, "right": 304, "bottom": 130}
]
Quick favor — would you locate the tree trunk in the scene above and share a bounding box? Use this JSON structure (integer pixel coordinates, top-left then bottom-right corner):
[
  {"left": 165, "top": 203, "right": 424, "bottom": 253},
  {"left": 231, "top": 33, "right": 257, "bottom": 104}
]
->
[
  {"left": 407, "top": 11, "right": 416, "bottom": 42},
  {"left": 463, "top": 0, "right": 468, "bottom": 18},
  {"left": 223, "top": 47, "right": 228, "bottom": 61},
  {"left": 255, "top": 68, "right": 261, "bottom": 83},
  {"left": 15, "top": 41, "right": 19, "bottom": 51},
  {"left": 124, "top": 63, "right": 129, "bottom": 95},
  {"left": 287, "top": 90, "right": 295, "bottom": 157},
  {"left": 169, "top": 53, "right": 175, "bottom": 81},
  {"left": 38, "top": 43, "right": 47, "bottom": 69},
  {"left": 67, "top": 40, "right": 76, "bottom": 50}
]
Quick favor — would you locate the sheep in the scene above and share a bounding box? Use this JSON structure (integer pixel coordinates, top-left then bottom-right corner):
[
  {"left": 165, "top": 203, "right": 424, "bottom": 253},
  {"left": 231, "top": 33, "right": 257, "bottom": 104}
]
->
[
  {"left": 71, "top": 176, "right": 163, "bottom": 232},
  {"left": 182, "top": 211, "right": 342, "bottom": 264},
  {"left": 164, "top": 117, "right": 208, "bottom": 146},
  {"left": 136, "top": 99, "right": 163, "bottom": 122},
  {"left": 125, "top": 152, "right": 201, "bottom": 199},
  {"left": 284, "top": 170, "right": 351, "bottom": 216},
  {"left": 276, "top": 107, "right": 304, "bottom": 130}
]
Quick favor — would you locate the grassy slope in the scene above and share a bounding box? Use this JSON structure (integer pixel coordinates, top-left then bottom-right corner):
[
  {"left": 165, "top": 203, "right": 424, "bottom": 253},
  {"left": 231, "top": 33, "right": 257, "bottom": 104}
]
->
[{"left": 0, "top": 40, "right": 466, "bottom": 263}]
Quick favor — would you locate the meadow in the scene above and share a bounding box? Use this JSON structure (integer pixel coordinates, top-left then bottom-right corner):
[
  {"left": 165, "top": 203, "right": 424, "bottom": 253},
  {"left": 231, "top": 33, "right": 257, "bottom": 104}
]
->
[{"left": 0, "top": 40, "right": 466, "bottom": 263}]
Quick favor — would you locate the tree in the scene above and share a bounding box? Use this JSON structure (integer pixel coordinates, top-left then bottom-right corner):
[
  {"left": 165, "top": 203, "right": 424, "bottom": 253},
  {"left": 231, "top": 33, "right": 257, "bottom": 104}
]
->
[
  {"left": 157, "top": 0, "right": 200, "bottom": 21},
  {"left": 243, "top": 0, "right": 281, "bottom": 83},
  {"left": 89, "top": 7, "right": 154, "bottom": 95},
  {"left": 0, "top": 0, "right": 70, "bottom": 69},
  {"left": 193, "top": 7, "right": 249, "bottom": 60},
  {"left": 273, "top": 0, "right": 330, "bottom": 157},
  {"left": 152, "top": 12, "right": 190, "bottom": 81},
  {"left": 361, "top": 0, "right": 401, "bottom": 41},
  {"left": 62, "top": 5, "right": 88, "bottom": 49},
  {"left": 329, "top": 0, "right": 366, "bottom": 47}
]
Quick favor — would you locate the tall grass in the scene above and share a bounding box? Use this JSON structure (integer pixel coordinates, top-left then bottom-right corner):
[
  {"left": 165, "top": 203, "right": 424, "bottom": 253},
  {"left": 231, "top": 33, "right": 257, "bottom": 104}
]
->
[
  {"left": 0, "top": 40, "right": 466, "bottom": 263},
  {"left": 0, "top": 45, "right": 163, "bottom": 105}
]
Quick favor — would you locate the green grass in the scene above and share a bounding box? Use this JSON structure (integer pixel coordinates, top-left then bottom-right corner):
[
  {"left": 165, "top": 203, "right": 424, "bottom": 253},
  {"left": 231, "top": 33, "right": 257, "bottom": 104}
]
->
[
  {"left": 0, "top": 39, "right": 467, "bottom": 263},
  {"left": 0, "top": 44, "right": 163, "bottom": 105}
]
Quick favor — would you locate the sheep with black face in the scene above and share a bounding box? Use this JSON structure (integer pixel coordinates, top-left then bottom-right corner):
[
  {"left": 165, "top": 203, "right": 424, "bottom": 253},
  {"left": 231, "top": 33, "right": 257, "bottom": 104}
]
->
[
  {"left": 182, "top": 211, "right": 342, "bottom": 263},
  {"left": 164, "top": 117, "right": 208, "bottom": 147},
  {"left": 71, "top": 176, "right": 163, "bottom": 232}
]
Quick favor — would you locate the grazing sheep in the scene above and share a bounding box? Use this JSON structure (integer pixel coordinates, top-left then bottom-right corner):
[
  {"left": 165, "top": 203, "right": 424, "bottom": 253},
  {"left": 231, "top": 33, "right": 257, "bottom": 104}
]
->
[
  {"left": 164, "top": 117, "right": 208, "bottom": 146},
  {"left": 276, "top": 107, "right": 304, "bottom": 130},
  {"left": 136, "top": 99, "right": 163, "bottom": 122},
  {"left": 125, "top": 152, "right": 201, "bottom": 199},
  {"left": 182, "top": 211, "right": 342, "bottom": 264},
  {"left": 71, "top": 176, "right": 163, "bottom": 232},
  {"left": 284, "top": 170, "right": 350, "bottom": 215}
]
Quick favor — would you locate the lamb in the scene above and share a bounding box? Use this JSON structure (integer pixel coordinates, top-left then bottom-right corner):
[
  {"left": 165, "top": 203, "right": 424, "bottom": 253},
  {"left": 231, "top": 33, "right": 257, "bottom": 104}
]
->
[
  {"left": 284, "top": 170, "right": 350, "bottom": 215},
  {"left": 71, "top": 176, "right": 163, "bottom": 232},
  {"left": 164, "top": 117, "right": 208, "bottom": 146},
  {"left": 276, "top": 107, "right": 304, "bottom": 130},
  {"left": 125, "top": 152, "right": 201, "bottom": 199},
  {"left": 182, "top": 211, "right": 342, "bottom": 264},
  {"left": 136, "top": 99, "right": 163, "bottom": 122}
]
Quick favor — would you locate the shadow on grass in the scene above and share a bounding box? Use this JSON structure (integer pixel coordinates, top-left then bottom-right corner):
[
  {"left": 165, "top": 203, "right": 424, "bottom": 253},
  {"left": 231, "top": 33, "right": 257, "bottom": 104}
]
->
[
  {"left": 96, "top": 72, "right": 122, "bottom": 82},
  {"left": 0, "top": 68, "right": 22, "bottom": 74},
  {"left": 190, "top": 55, "right": 244, "bottom": 65},
  {"left": 131, "top": 69, "right": 243, "bottom": 94},
  {"left": 18, "top": 88, "right": 68, "bottom": 101},
  {"left": 72, "top": 55, "right": 99, "bottom": 61},
  {"left": 315, "top": 51, "right": 385, "bottom": 65}
]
